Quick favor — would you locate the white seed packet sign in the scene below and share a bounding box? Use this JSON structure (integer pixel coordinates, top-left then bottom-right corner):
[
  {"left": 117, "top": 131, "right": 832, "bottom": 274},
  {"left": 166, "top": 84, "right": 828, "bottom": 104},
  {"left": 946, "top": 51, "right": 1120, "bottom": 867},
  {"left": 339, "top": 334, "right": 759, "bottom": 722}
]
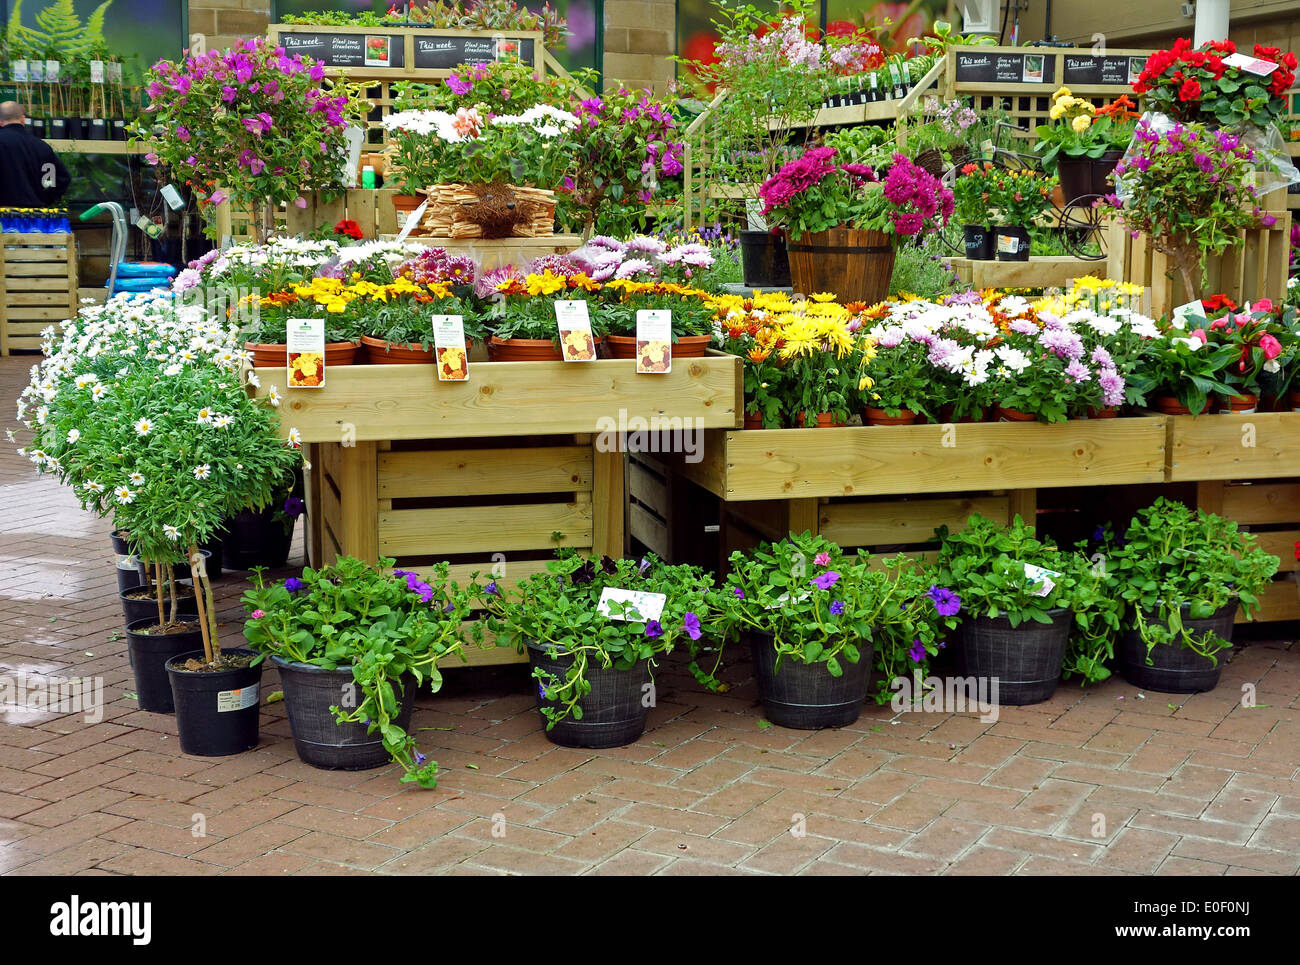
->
[
  {"left": 12, "top": 59, "right": 27, "bottom": 83},
  {"left": 1172, "top": 300, "right": 1207, "bottom": 327},
  {"left": 635, "top": 309, "right": 672, "bottom": 374},
  {"left": 28, "top": 60, "right": 44, "bottom": 82},
  {"left": 598, "top": 587, "right": 667, "bottom": 623},
  {"left": 286, "top": 317, "right": 326, "bottom": 389},
  {"left": 1223, "top": 52, "right": 1277, "bottom": 76},
  {"left": 555, "top": 300, "right": 596, "bottom": 362},
  {"left": 90, "top": 60, "right": 105, "bottom": 84},
  {"left": 1022, "top": 563, "right": 1061, "bottom": 598},
  {"left": 763, "top": 589, "right": 812, "bottom": 611},
  {"left": 107, "top": 61, "right": 123, "bottom": 84},
  {"left": 432, "top": 314, "right": 468, "bottom": 382},
  {"left": 394, "top": 200, "right": 427, "bottom": 243},
  {"left": 45, "top": 61, "right": 60, "bottom": 82},
  {"left": 217, "top": 684, "right": 259, "bottom": 713}
]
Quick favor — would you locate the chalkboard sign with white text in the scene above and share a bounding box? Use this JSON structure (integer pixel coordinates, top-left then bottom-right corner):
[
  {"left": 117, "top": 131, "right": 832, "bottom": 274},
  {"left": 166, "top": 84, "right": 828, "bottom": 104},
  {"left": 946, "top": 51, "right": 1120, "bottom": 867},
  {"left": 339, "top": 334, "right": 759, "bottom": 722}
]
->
[
  {"left": 955, "top": 51, "right": 1057, "bottom": 85},
  {"left": 277, "top": 32, "right": 407, "bottom": 69}
]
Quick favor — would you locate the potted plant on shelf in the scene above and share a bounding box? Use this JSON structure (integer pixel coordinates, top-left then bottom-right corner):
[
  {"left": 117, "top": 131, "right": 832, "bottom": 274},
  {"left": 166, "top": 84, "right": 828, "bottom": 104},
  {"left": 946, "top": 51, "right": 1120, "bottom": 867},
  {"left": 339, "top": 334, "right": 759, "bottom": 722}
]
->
[
  {"left": 223, "top": 471, "right": 305, "bottom": 571},
  {"left": 714, "top": 301, "right": 789, "bottom": 428},
  {"left": 243, "top": 557, "right": 475, "bottom": 783},
  {"left": 711, "top": 533, "right": 961, "bottom": 728},
  {"left": 481, "top": 269, "right": 607, "bottom": 361},
  {"left": 1200, "top": 300, "right": 1289, "bottom": 413},
  {"left": 600, "top": 278, "right": 719, "bottom": 360},
  {"left": 858, "top": 327, "right": 934, "bottom": 424},
  {"left": 933, "top": 513, "right": 1080, "bottom": 705},
  {"left": 1034, "top": 89, "right": 1138, "bottom": 200},
  {"left": 242, "top": 277, "right": 369, "bottom": 367},
  {"left": 951, "top": 162, "right": 999, "bottom": 260},
  {"left": 758, "top": 148, "right": 953, "bottom": 303},
  {"left": 1134, "top": 317, "right": 1238, "bottom": 416},
  {"left": 353, "top": 278, "right": 482, "bottom": 364},
  {"left": 1109, "top": 498, "right": 1278, "bottom": 693},
  {"left": 480, "top": 550, "right": 720, "bottom": 748},
  {"left": 985, "top": 168, "right": 1055, "bottom": 262}
]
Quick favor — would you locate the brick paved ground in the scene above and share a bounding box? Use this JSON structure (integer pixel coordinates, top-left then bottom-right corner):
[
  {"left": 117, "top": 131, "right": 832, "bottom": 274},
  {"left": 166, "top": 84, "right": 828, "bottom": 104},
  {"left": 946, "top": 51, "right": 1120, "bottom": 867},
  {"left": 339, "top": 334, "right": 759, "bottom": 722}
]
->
[{"left": 1, "top": 355, "right": 1298, "bottom": 876}]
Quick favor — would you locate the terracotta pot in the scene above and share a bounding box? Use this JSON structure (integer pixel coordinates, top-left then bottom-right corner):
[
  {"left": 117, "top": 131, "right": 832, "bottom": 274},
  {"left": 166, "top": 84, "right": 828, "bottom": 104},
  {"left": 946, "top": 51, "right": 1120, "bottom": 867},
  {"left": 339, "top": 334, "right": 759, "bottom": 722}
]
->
[
  {"left": 1085, "top": 406, "right": 1119, "bottom": 419},
  {"left": 940, "top": 404, "right": 986, "bottom": 424},
  {"left": 392, "top": 193, "right": 425, "bottom": 215},
  {"left": 245, "top": 340, "right": 360, "bottom": 368},
  {"left": 1151, "top": 395, "right": 1200, "bottom": 416},
  {"left": 994, "top": 405, "right": 1038, "bottom": 422},
  {"left": 813, "top": 413, "right": 844, "bottom": 428},
  {"left": 603, "top": 334, "right": 712, "bottom": 359},
  {"left": 1290, "top": 390, "right": 1300, "bottom": 413},
  {"left": 863, "top": 406, "right": 918, "bottom": 426},
  {"left": 743, "top": 413, "right": 767, "bottom": 430},
  {"left": 360, "top": 334, "right": 473, "bottom": 365},
  {"left": 784, "top": 227, "right": 894, "bottom": 305},
  {"left": 1220, "top": 392, "right": 1257, "bottom": 414},
  {"left": 487, "top": 336, "right": 605, "bottom": 362}
]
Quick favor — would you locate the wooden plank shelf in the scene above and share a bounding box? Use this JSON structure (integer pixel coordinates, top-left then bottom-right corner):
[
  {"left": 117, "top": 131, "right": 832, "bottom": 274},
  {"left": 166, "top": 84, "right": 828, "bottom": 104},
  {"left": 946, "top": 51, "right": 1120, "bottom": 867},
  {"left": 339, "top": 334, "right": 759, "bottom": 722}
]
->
[
  {"left": 252, "top": 353, "right": 743, "bottom": 443},
  {"left": 949, "top": 255, "right": 1108, "bottom": 290},
  {"left": 1167, "top": 412, "right": 1300, "bottom": 481},
  {"left": 669, "top": 418, "right": 1168, "bottom": 502},
  {"left": 43, "top": 139, "right": 149, "bottom": 155}
]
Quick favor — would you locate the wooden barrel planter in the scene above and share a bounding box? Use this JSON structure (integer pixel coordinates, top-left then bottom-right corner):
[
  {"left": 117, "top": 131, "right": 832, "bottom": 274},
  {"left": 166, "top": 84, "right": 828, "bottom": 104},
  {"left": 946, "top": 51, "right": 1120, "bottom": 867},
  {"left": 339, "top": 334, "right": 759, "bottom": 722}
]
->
[{"left": 784, "top": 227, "right": 894, "bottom": 305}]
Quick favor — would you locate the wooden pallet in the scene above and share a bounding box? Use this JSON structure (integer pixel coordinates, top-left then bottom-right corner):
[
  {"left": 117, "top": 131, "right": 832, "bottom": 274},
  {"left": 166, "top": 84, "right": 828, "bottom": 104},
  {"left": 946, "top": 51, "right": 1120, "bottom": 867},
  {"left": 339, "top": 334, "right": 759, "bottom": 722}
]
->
[
  {"left": 1, "top": 232, "right": 78, "bottom": 355},
  {"left": 1195, "top": 480, "right": 1300, "bottom": 625}
]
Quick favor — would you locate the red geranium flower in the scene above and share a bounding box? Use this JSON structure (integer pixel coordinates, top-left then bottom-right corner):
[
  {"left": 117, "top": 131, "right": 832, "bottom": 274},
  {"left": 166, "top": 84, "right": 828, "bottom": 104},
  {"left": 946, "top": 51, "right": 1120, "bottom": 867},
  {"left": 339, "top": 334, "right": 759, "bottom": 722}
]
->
[{"left": 334, "top": 219, "right": 363, "bottom": 240}]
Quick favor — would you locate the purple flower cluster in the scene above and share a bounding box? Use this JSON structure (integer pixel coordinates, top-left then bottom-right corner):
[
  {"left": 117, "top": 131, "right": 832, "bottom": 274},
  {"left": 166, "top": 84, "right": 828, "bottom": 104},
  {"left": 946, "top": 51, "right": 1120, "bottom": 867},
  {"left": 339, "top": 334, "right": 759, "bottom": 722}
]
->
[
  {"left": 393, "top": 569, "right": 436, "bottom": 605},
  {"left": 927, "top": 586, "right": 961, "bottom": 617},
  {"left": 396, "top": 247, "right": 476, "bottom": 286},
  {"left": 882, "top": 154, "right": 955, "bottom": 236},
  {"left": 1038, "top": 328, "right": 1084, "bottom": 361},
  {"left": 758, "top": 146, "right": 841, "bottom": 215}
]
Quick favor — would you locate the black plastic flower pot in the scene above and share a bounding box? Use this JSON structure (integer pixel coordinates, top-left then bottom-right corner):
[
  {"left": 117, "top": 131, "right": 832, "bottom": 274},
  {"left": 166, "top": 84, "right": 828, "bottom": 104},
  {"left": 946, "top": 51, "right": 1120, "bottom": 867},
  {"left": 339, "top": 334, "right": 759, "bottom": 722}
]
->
[
  {"left": 739, "top": 229, "right": 792, "bottom": 288},
  {"left": 110, "top": 119, "right": 126, "bottom": 141},
  {"left": 272, "top": 656, "right": 416, "bottom": 769},
  {"left": 67, "top": 117, "right": 85, "bottom": 139},
  {"left": 749, "top": 631, "right": 873, "bottom": 729},
  {"left": 223, "top": 507, "right": 294, "bottom": 571},
  {"left": 959, "top": 609, "right": 1071, "bottom": 705},
  {"left": 962, "top": 224, "right": 996, "bottom": 260},
  {"left": 172, "top": 542, "right": 223, "bottom": 582},
  {"left": 86, "top": 118, "right": 107, "bottom": 140},
  {"left": 125, "top": 618, "right": 207, "bottom": 713},
  {"left": 526, "top": 641, "right": 651, "bottom": 748},
  {"left": 1118, "top": 602, "right": 1238, "bottom": 694},
  {"left": 119, "top": 582, "right": 198, "bottom": 627},
  {"left": 166, "top": 648, "right": 263, "bottom": 756},
  {"left": 48, "top": 117, "right": 67, "bottom": 139},
  {"left": 994, "top": 226, "right": 1031, "bottom": 261}
]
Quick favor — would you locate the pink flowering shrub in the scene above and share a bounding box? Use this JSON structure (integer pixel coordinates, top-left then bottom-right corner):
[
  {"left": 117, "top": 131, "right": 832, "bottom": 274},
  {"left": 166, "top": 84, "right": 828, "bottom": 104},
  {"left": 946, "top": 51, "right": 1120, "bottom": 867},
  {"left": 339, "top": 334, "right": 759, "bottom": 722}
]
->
[{"left": 141, "top": 38, "right": 360, "bottom": 239}]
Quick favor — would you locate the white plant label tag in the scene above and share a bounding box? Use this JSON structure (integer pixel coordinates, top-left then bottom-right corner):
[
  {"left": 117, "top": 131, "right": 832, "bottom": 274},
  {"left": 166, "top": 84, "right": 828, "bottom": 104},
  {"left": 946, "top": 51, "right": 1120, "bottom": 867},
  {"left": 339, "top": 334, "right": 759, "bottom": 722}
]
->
[
  {"left": 1022, "top": 563, "right": 1061, "bottom": 597},
  {"left": 635, "top": 309, "right": 672, "bottom": 374},
  {"left": 555, "top": 300, "right": 596, "bottom": 362},
  {"left": 217, "top": 684, "right": 259, "bottom": 713},
  {"left": 90, "top": 60, "right": 105, "bottom": 84},
  {"left": 286, "top": 317, "right": 326, "bottom": 389},
  {"left": 431, "top": 314, "right": 468, "bottom": 381},
  {"left": 394, "top": 200, "right": 427, "bottom": 243},
  {"left": 598, "top": 587, "right": 666, "bottom": 623},
  {"left": 1223, "top": 52, "right": 1277, "bottom": 76}
]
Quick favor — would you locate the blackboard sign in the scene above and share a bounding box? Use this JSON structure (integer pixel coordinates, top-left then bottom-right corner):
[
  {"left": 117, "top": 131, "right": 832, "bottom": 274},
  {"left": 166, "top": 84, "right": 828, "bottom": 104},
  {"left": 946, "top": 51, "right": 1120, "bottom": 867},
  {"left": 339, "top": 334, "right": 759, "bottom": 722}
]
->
[
  {"left": 278, "top": 32, "right": 407, "bottom": 69},
  {"left": 1062, "top": 54, "right": 1147, "bottom": 86},
  {"left": 412, "top": 36, "right": 536, "bottom": 70},
  {"left": 955, "top": 51, "right": 1056, "bottom": 85}
]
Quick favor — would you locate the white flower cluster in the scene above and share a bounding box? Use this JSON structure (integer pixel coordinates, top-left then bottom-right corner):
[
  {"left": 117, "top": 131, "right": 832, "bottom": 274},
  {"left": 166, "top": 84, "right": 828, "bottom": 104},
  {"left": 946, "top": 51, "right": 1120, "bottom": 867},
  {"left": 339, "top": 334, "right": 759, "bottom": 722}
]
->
[{"left": 384, "top": 104, "right": 579, "bottom": 142}]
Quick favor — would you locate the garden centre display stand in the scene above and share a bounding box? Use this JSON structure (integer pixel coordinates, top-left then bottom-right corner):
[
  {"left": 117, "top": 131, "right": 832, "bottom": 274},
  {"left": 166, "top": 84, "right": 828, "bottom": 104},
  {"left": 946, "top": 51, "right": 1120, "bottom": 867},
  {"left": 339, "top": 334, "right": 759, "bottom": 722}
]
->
[
  {"left": 949, "top": 256, "right": 1106, "bottom": 290},
  {"left": 0, "top": 233, "right": 79, "bottom": 355},
  {"left": 253, "top": 354, "right": 742, "bottom": 666}
]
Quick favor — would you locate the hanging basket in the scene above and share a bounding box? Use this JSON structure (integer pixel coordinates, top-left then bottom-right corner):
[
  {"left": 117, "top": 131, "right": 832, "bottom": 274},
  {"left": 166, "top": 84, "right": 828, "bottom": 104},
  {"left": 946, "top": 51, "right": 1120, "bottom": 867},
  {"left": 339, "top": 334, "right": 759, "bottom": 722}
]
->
[{"left": 784, "top": 227, "right": 895, "bottom": 305}]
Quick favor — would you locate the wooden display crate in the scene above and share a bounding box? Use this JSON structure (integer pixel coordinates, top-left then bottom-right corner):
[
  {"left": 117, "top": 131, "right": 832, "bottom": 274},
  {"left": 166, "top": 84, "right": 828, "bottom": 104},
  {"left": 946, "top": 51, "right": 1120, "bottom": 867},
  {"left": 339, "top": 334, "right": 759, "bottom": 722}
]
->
[
  {"left": 281, "top": 189, "right": 399, "bottom": 239},
  {"left": 1106, "top": 210, "right": 1292, "bottom": 318},
  {"left": 1166, "top": 411, "right": 1300, "bottom": 482},
  {"left": 250, "top": 355, "right": 741, "bottom": 442},
  {"left": 668, "top": 419, "right": 1167, "bottom": 503},
  {"left": 949, "top": 255, "right": 1110, "bottom": 290},
  {"left": 1, "top": 232, "right": 78, "bottom": 355},
  {"left": 1196, "top": 480, "right": 1300, "bottom": 624},
  {"left": 306, "top": 433, "right": 625, "bottom": 667}
]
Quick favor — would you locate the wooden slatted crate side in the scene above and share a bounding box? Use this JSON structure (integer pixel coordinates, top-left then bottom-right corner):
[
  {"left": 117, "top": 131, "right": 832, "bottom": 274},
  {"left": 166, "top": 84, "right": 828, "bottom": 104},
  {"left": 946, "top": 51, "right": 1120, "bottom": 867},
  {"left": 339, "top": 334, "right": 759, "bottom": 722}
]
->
[
  {"left": 2, "top": 234, "right": 77, "bottom": 356},
  {"left": 378, "top": 444, "right": 593, "bottom": 499},
  {"left": 1168, "top": 413, "right": 1300, "bottom": 482},
  {"left": 627, "top": 451, "right": 670, "bottom": 559},
  {"left": 817, "top": 494, "right": 1013, "bottom": 549},
  {"left": 1195, "top": 479, "right": 1300, "bottom": 624},
  {"left": 378, "top": 501, "right": 593, "bottom": 558}
]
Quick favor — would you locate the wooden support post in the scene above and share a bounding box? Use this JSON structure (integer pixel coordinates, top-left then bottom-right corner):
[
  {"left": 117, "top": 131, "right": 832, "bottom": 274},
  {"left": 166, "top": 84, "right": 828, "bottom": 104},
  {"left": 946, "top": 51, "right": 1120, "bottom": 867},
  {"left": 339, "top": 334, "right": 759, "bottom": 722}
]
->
[
  {"left": 591, "top": 444, "right": 626, "bottom": 558},
  {"left": 1195, "top": 480, "right": 1225, "bottom": 516},
  {"left": 304, "top": 442, "right": 325, "bottom": 568},
  {"left": 337, "top": 441, "right": 379, "bottom": 563},
  {"left": 1008, "top": 489, "right": 1037, "bottom": 528},
  {"left": 788, "top": 498, "right": 820, "bottom": 538}
]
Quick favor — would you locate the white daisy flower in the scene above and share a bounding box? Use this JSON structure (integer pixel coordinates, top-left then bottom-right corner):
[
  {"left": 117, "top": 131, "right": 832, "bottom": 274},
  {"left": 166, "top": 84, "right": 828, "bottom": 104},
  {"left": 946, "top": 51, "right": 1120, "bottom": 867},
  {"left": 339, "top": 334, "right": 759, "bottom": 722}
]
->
[
  {"left": 196, "top": 407, "right": 214, "bottom": 424},
  {"left": 245, "top": 370, "right": 260, "bottom": 388},
  {"left": 268, "top": 386, "right": 281, "bottom": 407},
  {"left": 163, "top": 363, "right": 183, "bottom": 376},
  {"left": 134, "top": 418, "right": 152, "bottom": 436},
  {"left": 91, "top": 384, "right": 106, "bottom": 401},
  {"left": 115, "top": 486, "right": 135, "bottom": 504},
  {"left": 287, "top": 427, "right": 302, "bottom": 448},
  {"left": 163, "top": 525, "right": 181, "bottom": 540},
  {"left": 193, "top": 464, "right": 211, "bottom": 480},
  {"left": 85, "top": 481, "right": 105, "bottom": 493},
  {"left": 213, "top": 414, "right": 233, "bottom": 429},
  {"left": 129, "top": 472, "right": 145, "bottom": 485}
]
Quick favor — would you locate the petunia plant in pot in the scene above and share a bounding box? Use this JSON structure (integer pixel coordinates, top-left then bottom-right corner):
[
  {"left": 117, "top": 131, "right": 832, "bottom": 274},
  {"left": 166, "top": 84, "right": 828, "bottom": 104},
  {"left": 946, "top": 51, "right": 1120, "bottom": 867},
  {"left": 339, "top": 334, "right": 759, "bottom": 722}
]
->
[
  {"left": 1107, "top": 498, "right": 1278, "bottom": 694},
  {"left": 242, "top": 557, "right": 477, "bottom": 785},
  {"left": 933, "top": 513, "right": 1082, "bottom": 705},
  {"left": 479, "top": 550, "right": 720, "bottom": 748},
  {"left": 710, "top": 532, "right": 961, "bottom": 727},
  {"left": 758, "top": 148, "right": 954, "bottom": 303}
]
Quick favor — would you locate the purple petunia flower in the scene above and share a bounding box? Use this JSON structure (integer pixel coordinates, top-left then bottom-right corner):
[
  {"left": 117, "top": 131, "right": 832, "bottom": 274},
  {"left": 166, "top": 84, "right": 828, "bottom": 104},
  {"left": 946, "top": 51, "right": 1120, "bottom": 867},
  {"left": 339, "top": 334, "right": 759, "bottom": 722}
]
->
[
  {"left": 909, "top": 639, "right": 926, "bottom": 662},
  {"left": 811, "top": 571, "right": 841, "bottom": 591},
  {"left": 683, "top": 612, "right": 701, "bottom": 641},
  {"left": 284, "top": 577, "right": 303, "bottom": 593},
  {"left": 928, "top": 586, "right": 961, "bottom": 617},
  {"left": 733, "top": 587, "right": 745, "bottom": 599},
  {"left": 537, "top": 681, "right": 547, "bottom": 699},
  {"left": 645, "top": 620, "right": 664, "bottom": 639},
  {"left": 829, "top": 600, "right": 845, "bottom": 616},
  {"left": 484, "top": 581, "right": 499, "bottom": 596},
  {"left": 283, "top": 496, "right": 305, "bottom": 518},
  {"left": 414, "top": 750, "right": 427, "bottom": 766}
]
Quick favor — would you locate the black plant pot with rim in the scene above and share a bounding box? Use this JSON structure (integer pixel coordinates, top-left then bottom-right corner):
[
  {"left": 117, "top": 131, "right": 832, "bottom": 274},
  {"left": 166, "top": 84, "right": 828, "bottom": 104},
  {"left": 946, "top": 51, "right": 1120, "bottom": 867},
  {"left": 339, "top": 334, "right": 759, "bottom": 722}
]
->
[
  {"left": 224, "top": 507, "right": 294, "bottom": 571},
  {"left": 166, "top": 648, "right": 263, "bottom": 756},
  {"left": 111, "top": 530, "right": 148, "bottom": 594},
  {"left": 962, "top": 224, "right": 995, "bottom": 260},
  {"left": 272, "top": 656, "right": 416, "bottom": 769},
  {"left": 67, "top": 116, "right": 85, "bottom": 139},
  {"left": 749, "top": 630, "right": 873, "bottom": 729},
  {"left": 119, "top": 582, "right": 198, "bottom": 627},
  {"left": 1118, "top": 601, "right": 1238, "bottom": 693},
  {"left": 48, "top": 117, "right": 67, "bottom": 139},
  {"left": 739, "top": 229, "right": 792, "bottom": 289},
  {"left": 86, "top": 118, "right": 107, "bottom": 141},
  {"left": 526, "top": 641, "right": 651, "bottom": 748},
  {"left": 959, "top": 609, "right": 1071, "bottom": 705},
  {"left": 994, "top": 225, "right": 1031, "bottom": 262},
  {"left": 125, "top": 618, "right": 206, "bottom": 713}
]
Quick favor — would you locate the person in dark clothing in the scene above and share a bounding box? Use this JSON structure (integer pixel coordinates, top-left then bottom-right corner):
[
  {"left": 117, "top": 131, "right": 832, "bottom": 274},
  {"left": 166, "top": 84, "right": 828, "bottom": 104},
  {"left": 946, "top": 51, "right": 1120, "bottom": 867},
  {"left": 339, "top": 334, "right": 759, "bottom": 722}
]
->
[{"left": 0, "top": 100, "right": 72, "bottom": 207}]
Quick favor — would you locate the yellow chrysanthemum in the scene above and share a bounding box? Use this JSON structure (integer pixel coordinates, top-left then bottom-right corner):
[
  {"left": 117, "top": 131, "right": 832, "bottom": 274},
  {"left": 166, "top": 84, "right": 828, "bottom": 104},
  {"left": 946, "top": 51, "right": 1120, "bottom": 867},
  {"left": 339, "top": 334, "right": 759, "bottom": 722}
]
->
[
  {"left": 525, "top": 272, "right": 566, "bottom": 297},
  {"left": 1072, "top": 115, "right": 1091, "bottom": 133}
]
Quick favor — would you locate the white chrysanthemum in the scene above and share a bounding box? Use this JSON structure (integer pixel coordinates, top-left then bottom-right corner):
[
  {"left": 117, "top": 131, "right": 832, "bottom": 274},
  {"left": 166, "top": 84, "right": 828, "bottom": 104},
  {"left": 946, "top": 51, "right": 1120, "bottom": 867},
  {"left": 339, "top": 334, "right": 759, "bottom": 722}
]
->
[
  {"left": 196, "top": 407, "right": 214, "bottom": 424},
  {"left": 90, "top": 383, "right": 106, "bottom": 401},
  {"left": 287, "top": 427, "right": 302, "bottom": 448},
  {"left": 163, "top": 525, "right": 181, "bottom": 540},
  {"left": 268, "top": 386, "right": 281, "bottom": 407},
  {"left": 129, "top": 472, "right": 145, "bottom": 485},
  {"left": 245, "top": 370, "right": 260, "bottom": 388},
  {"left": 213, "top": 414, "right": 233, "bottom": 429},
  {"left": 134, "top": 418, "right": 152, "bottom": 436},
  {"left": 85, "top": 481, "right": 105, "bottom": 493},
  {"left": 67, "top": 428, "right": 80, "bottom": 443},
  {"left": 115, "top": 486, "right": 135, "bottom": 504},
  {"left": 193, "top": 464, "right": 211, "bottom": 480}
]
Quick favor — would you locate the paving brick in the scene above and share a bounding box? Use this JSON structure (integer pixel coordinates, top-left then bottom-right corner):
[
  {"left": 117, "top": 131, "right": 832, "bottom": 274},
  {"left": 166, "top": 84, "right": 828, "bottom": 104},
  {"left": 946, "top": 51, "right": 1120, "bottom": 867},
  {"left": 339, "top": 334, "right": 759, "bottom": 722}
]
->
[
  {"left": 1250, "top": 814, "right": 1300, "bottom": 852},
  {"left": 1154, "top": 855, "right": 1228, "bottom": 875},
  {"left": 902, "top": 817, "right": 989, "bottom": 860},
  {"left": 589, "top": 849, "right": 674, "bottom": 875},
  {"left": 945, "top": 845, "right": 1027, "bottom": 875},
  {"left": 1171, "top": 838, "right": 1300, "bottom": 874}
]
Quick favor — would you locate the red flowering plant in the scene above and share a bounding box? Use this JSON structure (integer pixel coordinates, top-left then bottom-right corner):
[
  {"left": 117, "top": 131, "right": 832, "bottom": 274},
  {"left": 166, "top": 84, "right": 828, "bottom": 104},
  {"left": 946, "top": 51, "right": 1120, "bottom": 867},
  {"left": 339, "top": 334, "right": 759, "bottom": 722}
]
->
[
  {"left": 1133, "top": 38, "right": 1297, "bottom": 129},
  {"left": 1195, "top": 299, "right": 1290, "bottom": 398},
  {"left": 138, "top": 38, "right": 364, "bottom": 241},
  {"left": 334, "top": 219, "right": 363, "bottom": 240},
  {"left": 758, "top": 148, "right": 953, "bottom": 243}
]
